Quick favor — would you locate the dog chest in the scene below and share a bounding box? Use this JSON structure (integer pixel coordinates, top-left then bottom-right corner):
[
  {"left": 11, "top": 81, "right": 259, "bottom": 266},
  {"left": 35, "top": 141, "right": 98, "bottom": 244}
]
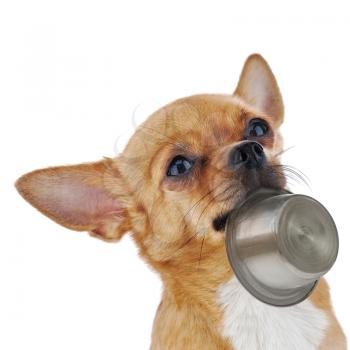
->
[{"left": 217, "top": 277, "right": 329, "bottom": 350}]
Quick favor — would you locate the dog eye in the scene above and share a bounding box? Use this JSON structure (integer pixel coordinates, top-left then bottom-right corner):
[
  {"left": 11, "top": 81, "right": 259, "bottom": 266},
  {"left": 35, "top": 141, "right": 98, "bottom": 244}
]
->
[
  {"left": 246, "top": 118, "right": 269, "bottom": 138},
  {"left": 167, "top": 156, "right": 195, "bottom": 177}
]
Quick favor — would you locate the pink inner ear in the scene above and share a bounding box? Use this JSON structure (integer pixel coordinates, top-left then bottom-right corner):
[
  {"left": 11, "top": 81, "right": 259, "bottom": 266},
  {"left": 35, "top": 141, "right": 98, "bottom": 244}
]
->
[{"left": 33, "top": 173, "right": 123, "bottom": 228}]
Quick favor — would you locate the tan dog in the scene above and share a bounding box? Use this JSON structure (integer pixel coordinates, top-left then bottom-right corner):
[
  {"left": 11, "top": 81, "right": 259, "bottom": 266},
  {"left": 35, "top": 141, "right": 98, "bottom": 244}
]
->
[{"left": 16, "top": 54, "right": 346, "bottom": 349}]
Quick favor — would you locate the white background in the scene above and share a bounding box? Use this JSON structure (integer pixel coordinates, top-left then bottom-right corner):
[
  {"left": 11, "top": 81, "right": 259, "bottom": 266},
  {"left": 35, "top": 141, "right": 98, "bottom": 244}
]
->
[{"left": 1, "top": 0, "right": 349, "bottom": 349}]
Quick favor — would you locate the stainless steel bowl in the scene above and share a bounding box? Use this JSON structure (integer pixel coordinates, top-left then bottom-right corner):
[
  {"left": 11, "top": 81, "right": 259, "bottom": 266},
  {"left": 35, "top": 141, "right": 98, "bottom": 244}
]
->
[{"left": 225, "top": 188, "right": 339, "bottom": 306}]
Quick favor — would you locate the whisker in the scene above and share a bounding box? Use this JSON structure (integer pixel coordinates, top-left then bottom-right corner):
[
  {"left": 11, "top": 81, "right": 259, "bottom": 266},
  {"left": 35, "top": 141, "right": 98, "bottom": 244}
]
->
[
  {"left": 194, "top": 184, "right": 234, "bottom": 232},
  {"left": 271, "top": 164, "right": 311, "bottom": 189},
  {"left": 173, "top": 183, "right": 233, "bottom": 255},
  {"left": 283, "top": 165, "right": 310, "bottom": 183},
  {"left": 282, "top": 167, "right": 310, "bottom": 188},
  {"left": 181, "top": 188, "right": 217, "bottom": 225},
  {"left": 179, "top": 164, "right": 229, "bottom": 230},
  {"left": 273, "top": 145, "right": 295, "bottom": 158},
  {"left": 197, "top": 236, "right": 205, "bottom": 269}
]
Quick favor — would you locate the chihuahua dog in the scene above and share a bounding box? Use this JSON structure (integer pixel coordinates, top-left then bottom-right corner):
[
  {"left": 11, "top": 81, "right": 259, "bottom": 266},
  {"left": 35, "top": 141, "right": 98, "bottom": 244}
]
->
[{"left": 16, "top": 54, "right": 346, "bottom": 349}]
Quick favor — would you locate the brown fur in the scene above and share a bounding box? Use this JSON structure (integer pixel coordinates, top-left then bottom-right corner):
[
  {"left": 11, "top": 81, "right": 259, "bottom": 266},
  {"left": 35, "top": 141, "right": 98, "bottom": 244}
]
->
[{"left": 16, "top": 54, "right": 346, "bottom": 349}]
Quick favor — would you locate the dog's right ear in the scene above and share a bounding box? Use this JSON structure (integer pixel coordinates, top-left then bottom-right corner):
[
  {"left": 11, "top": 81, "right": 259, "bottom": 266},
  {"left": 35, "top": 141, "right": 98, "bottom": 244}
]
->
[
  {"left": 15, "top": 158, "right": 132, "bottom": 241},
  {"left": 234, "top": 54, "right": 284, "bottom": 125}
]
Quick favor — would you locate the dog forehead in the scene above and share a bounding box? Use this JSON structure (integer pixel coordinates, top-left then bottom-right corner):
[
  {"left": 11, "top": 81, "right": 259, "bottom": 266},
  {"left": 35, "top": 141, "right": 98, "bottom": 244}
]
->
[
  {"left": 154, "top": 94, "right": 242, "bottom": 126},
  {"left": 140, "top": 94, "right": 244, "bottom": 144}
]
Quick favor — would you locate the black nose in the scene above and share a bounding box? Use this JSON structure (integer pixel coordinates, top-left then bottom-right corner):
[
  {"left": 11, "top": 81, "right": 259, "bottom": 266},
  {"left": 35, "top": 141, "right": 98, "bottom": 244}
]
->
[{"left": 229, "top": 141, "right": 266, "bottom": 170}]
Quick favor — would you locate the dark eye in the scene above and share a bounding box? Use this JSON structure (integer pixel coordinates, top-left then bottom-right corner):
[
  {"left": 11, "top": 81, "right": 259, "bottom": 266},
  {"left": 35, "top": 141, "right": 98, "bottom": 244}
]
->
[
  {"left": 246, "top": 118, "right": 269, "bottom": 138},
  {"left": 167, "top": 156, "right": 195, "bottom": 177}
]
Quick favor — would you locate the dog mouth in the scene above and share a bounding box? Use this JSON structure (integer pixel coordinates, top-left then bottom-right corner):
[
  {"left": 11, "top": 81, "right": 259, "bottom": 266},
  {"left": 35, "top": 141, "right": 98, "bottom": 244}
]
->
[
  {"left": 212, "top": 166, "right": 286, "bottom": 232},
  {"left": 212, "top": 212, "right": 230, "bottom": 231},
  {"left": 212, "top": 190, "right": 249, "bottom": 232}
]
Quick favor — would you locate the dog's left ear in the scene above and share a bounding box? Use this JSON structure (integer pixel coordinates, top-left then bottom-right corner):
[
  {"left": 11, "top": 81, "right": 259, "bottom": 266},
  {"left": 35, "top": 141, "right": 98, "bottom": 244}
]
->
[
  {"left": 15, "top": 158, "right": 132, "bottom": 241},
  {"left": 234, "top": 54, "right": 284, "bottom": 124}
]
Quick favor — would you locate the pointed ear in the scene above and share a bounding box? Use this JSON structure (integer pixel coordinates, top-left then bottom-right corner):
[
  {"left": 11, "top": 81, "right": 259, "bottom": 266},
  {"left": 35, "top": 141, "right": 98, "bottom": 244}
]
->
[
  {"left": 234, "top": 54, "right": 284, "bottom": 124},
  {"left": 15, "top": 158, "right": 132, "bottom": 241}
]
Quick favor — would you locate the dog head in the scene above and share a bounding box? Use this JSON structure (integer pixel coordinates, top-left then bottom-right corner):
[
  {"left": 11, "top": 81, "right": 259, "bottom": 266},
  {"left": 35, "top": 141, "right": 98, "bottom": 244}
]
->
[{"left": 16, "top": 54, "right": 286, "bottom": 286}]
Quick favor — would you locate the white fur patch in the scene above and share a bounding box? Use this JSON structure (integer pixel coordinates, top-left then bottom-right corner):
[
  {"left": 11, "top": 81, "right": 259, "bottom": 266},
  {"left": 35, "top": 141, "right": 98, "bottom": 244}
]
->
[{"left": 217, "top": 277, "right": 329, "bottom": 350}]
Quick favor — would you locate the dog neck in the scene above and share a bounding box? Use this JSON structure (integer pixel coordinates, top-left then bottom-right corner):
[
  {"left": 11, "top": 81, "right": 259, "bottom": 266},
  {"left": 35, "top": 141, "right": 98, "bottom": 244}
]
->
[
  {"left": 145, "top": 233, "right": 330, "bottom": 350},
  {"left": 150, "top": 234, "right": 232, "bottom": 305},
  {"left": 148, "top": 238, "right": 235, "bottom": 349}
]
